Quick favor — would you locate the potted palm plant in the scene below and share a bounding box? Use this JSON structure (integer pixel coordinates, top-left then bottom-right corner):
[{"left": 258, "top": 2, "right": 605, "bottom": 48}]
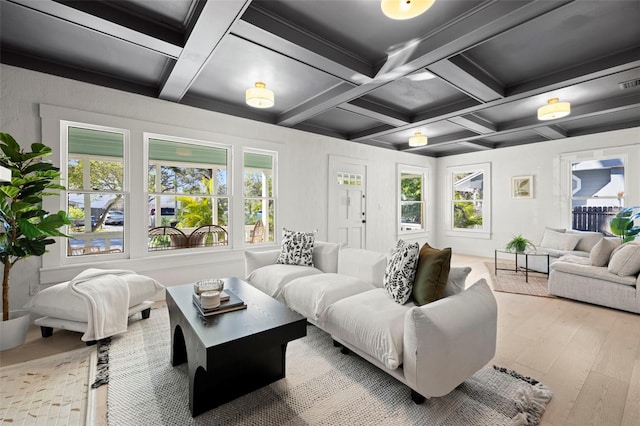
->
[
  {"left": 610, "top": 206, "right": 640, "bottom": 243},
  {"left": 0, "top": 133, "right": 70, "bottom": 350},
  {"left": 505, "top": 234, "right": 535, "bottom": 253}
]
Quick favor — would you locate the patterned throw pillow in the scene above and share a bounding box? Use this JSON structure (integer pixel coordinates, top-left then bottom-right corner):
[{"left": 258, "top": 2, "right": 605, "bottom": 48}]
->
[
  {"left": 276, "top": 228, "right": 316, "bottom": 267},
  {"left": 383, "top": 240, "right": 420, "bottom": 304}
]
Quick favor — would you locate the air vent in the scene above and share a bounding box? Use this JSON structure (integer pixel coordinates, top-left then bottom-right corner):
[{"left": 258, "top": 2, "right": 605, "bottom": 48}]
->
[{"left": 618, "top": 79, "right": 640, "bottom": 90}]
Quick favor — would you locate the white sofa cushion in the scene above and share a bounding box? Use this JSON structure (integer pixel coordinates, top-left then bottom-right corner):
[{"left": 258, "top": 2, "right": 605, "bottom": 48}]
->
[
  {"left": 567, "top": 230, "right": 604, "bottom": 253},
  {"left": 25, "top": 274, "right": 163, "bottom": 323},
  {"left": 337, "top": 248, "right": 387, "bottom": 287},
  {"left": 608, "top": 243, "right": 640, "bottom": 276},
  {"left": 590, "top": 238, "right": 620, "bottom": 267},
  {"left": 552, "top": 261, "right": 637, "bottom": 286},
  {"left": 312, "top": 242, "right": 341, "bottom": 273},
  {"left": 443, "top": 266, "right": 472, "bottom": 297},
  {"left": 282, "top": 273, "right": 374, "bottom": 321},
  {"left": 324, "top": 288, "right": 413, "bottom": 370},
  {"left": 540, "top": 228, "right": 580, "bottom": 251},
  {"left": 246, "top": 264, "right": 322, "bottom": 299}
]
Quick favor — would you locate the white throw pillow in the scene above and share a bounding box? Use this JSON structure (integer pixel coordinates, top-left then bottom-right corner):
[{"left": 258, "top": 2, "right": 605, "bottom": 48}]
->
[
  {"left": 608, "top": 243, "right": 640, "bottom": 276},
  {"left": 443, "top": 266, "right": 471, "bottom": 297},
  {"left": 590, "top": 238, "right": 620, "bottom": 267},
  {"left": 276, "top": 228, "right": 316, "bottom": 267},
  {"left": 383, "top": 240, "right": 419, "bottom": 304},
  {"left": 540, "top": 228, "right": 580, "bottom": 251}
]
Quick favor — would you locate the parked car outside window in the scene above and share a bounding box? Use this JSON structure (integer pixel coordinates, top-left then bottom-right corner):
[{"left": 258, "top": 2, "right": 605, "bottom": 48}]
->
[{"left": 105, "top": 210, "right": 124, "bottom": 225}]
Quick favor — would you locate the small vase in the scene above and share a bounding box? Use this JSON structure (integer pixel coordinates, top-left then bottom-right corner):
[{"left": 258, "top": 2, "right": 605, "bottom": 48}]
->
[{"left": 0, "top": 309, "right": 31, "bottom": 351}]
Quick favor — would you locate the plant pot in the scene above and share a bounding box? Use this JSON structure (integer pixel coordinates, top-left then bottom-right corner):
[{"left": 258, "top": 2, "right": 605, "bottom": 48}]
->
[{"left": 0, "top": 309, "right": 31, "bottom": 351}]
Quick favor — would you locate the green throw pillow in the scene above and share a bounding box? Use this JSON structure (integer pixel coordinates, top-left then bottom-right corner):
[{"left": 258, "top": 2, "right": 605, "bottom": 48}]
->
[{"left": 412, "top": 243, "right": 452, "bottom": 306}]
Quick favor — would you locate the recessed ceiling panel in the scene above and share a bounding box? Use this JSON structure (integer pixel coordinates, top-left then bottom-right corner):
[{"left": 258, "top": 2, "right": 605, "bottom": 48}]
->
[
  {"left": 303, "top": 108, "right": 382, "bottom": 135},
  {"left": 187, "top": 35, "right": 343, "bottom": 114},
  {"left": 254, "top": 0, "right": 485, "bottom": 64},
  {"left": 109, "top": 0, "right": 195, "bottom": 31},
  {"left": 464, "top": 1, "right": 640, "bottom": 86},
  {"left": 0, "top": 2, "right": 170, "bottom": 86},
  {"left": 363, "top": 76, "right": 470, "bottom": 115},
  {"left": 560, "top": 107, "right": 640, "bottom": 133}
]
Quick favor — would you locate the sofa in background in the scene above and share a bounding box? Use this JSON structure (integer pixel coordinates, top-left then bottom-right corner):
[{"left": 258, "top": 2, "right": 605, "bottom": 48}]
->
[
  {"left": 245, "top": 241, "right": 497, "bottom": 402},
  {"left": 520, "top": 228, "right": 608, "bottom": 273},
  {"left": 549, "top": 240, "right": 639, "bottom": 314}
]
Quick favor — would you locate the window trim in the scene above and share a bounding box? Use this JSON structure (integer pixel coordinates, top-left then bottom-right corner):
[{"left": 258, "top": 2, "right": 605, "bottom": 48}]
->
[
  {"left": 397, "top": 164, "right": 428, "bottom": 236},
  {"left": 445, "top": 162, "right": 491, "bottom": 239}
]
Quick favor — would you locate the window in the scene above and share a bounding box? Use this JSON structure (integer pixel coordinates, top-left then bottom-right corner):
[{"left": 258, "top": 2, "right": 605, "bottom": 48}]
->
[
  {"left": 65, "top": 124, "right": 126, "bottom": 256},
  {"left": 243, "top": 150, "right": 276, "bottom": 244},
  {"left": 147, "top": 136, "right": 230, "bottom": 251},
  {"left": 447, "top": 163, "right": 491, "bottom": 237},
  {"left": 570, "top": 157, "right": 625, "bottom": 233},
  {"left": 398, "top": 165, "right": 427, "bottom": 233}
]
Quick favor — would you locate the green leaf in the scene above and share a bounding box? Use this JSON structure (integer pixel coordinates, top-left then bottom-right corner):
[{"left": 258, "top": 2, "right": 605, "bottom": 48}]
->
[
  {"left": 610, "top": 217, "right": 631, "bottom": 236},
  {"left": 17, "top": 219, "right": 44, "bottom": 238}
]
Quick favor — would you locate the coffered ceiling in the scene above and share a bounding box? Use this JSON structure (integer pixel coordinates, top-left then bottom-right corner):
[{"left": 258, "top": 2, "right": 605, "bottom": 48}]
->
[{"left": 1, "top": 0, "right": 639, "bottom": 157}]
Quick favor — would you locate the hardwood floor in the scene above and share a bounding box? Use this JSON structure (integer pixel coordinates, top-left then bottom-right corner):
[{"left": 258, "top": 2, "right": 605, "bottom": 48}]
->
[{"left": 1, "top": 254, "right": 639, "bottom": 425}]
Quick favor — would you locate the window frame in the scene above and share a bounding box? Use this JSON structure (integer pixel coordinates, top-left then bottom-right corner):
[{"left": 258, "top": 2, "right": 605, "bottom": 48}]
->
[
  {"left": 397, "top": 164, "right": 428, "bottom": 236},
  {"left": 445, "top": 162, "right": 491, "bottom": 239},
  {"left": 144, "top": 132, "right": 233, "bottom": 252},
  {"left": 62, "top": 120, "right": 129, "bottom": 263},
  {"left": 243, "top": 148, "right": 277, "bottom": 245}
]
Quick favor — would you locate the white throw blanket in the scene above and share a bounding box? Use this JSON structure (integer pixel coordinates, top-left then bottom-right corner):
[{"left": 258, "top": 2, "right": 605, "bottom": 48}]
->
[{"left": 68, "top": 268, "right": 133, "bottom": 341}]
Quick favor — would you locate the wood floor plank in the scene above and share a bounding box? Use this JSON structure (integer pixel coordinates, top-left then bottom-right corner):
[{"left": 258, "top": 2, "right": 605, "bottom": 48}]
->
[
  {"left": 621, "top": 358, "right": 640, "bottom": 426},
  {"left": 566, "top": 371, "right": 629, "bottom": 426}
]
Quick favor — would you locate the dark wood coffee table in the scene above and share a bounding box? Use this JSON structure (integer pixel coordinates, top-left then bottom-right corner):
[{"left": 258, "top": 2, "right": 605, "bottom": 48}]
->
[{"left": 166, "top": 277, "right": 306, "bottom": 417}]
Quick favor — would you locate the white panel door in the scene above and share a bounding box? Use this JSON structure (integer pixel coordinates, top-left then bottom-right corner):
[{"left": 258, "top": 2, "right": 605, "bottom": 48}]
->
[{"left": 328, "top": 156, "right": 367, "bottom": 249}]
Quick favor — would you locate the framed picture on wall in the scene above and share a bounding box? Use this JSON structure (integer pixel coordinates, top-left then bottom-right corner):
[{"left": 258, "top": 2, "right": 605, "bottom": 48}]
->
[{"left": 511, "top": 175, "right": 533, "bottom": 199}]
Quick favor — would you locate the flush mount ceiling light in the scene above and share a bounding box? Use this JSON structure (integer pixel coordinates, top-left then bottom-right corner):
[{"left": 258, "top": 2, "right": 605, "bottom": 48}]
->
[
  {"left": 537, "top": 98, "right": 571, "bottom": 121},
  {"left": 246, "top": 82, "right": 274, "bottom": 108},
  {"left": 409, "top": 132, "right": 428, "bottom": 147},
  {"left": 381, "top": 0, "right": 436, "bottom": 20}
]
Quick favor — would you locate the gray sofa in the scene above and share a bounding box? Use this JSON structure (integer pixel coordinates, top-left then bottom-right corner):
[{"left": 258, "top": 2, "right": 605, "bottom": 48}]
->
[
  {"left": 244, "top": 242, "right": 498, "bottom": 402},
  {"left": 548, "top": 241, "right": 640, "bottom": 314}
]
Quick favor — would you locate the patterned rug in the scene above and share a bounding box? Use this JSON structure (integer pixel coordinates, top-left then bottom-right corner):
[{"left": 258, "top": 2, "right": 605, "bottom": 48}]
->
[
  {"left": 0, "top": 347, "right": 94, "bottom": 425},
  {"left": 485, "top": 262, "right": 554, "bottom": 298},
  {"left": 105, "top": 307, "right": 552, "bottom": 425}
]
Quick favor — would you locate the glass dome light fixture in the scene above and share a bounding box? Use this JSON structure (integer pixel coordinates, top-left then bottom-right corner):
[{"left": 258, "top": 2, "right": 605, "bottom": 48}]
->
[
  {"left": 408, "top": 131, "right": 428, "bottom": 147},
  {"left": 246, "top": 82, "right": 275, "bottom": 108},
  {"left": 381, "top": 0, "right": 436, "bottom": 20},
  {"left": 537, "top": 97, "right": 571, "bottom": 121}
]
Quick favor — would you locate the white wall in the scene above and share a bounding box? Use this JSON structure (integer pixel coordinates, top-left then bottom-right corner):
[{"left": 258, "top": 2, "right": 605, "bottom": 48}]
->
[
  {"left": 435, "top": 129, "right": 640, "bottom": 257},
  {"left": 0, "top": 65, "right": 434, "bottom": 310}
]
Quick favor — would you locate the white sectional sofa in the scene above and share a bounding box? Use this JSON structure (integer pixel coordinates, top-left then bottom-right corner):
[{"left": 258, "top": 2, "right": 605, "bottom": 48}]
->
[
  {"left": 245, "top": 242, "right": 498, "bottom": 402},
  {"left": 548, "top": 241, "right": 640, "bottom": 314}
]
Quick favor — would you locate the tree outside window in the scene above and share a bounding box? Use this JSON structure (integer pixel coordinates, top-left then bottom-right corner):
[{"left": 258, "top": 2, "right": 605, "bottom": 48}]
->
[{"left": 447, "top": 163, "right": 490, "bottom": 236}]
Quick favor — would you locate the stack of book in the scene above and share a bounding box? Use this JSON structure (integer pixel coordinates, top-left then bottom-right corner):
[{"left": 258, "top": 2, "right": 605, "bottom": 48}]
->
[{"left": 192, "top": 290, "right": 247, "bottom": 317}]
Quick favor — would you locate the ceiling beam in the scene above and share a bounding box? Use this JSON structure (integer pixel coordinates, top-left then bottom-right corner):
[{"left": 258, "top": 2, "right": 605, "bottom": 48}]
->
[
  {"left": 339, "top": 99, "right": 411, "bottom": 127},
  {"left": 276, "top": 0, "right": 571, "bottom": 127},
  {"left": 448, "top": 114, "right": 497, "bottom": 134},
  {"left": 159, "top": 0, "right": 251, "bottom": 101},
  {"left": 458, "top": 140, "right": 495, "bottom": 150},
  {"left": 428, "top": 56, "right": 504, "bottom": 102},
  {"left": 278, "top": 82, "right": 357, "bottom": 125},
  {"left": 8, "top": 0, "right": 183, "bottom": 58},
  {"left": 234, "top": 5, "right": 374, "bottom": 84},
  {"left": 402, "top": 130, "right": 480, "bottom": 152}
]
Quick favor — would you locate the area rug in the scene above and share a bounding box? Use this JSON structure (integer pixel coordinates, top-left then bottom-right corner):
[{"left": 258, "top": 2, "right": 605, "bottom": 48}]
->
[
  {"left": 485, "top": 262, "right": 554, "bottom": 298},
  {"left": 106, "top": 307, "right": 552, "bottom": 425},
  {"left": 0, "top": 346, "right": 94, "bottom": 425}
]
